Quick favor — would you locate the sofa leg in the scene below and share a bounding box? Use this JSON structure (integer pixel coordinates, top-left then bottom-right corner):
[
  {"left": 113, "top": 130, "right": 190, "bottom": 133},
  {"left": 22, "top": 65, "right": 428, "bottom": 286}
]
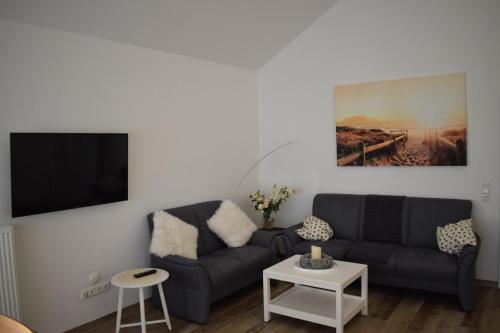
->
[{"left": 459, "top": 289, "right": 475, "bottom": 312}]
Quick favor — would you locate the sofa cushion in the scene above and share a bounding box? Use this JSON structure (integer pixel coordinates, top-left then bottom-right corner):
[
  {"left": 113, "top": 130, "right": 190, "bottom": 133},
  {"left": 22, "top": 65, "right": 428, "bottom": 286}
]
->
[
  {"left": 150, "top": 210, "right": 199, "bottom": 259},
  {"left": 344, "top": 241, "right": 400, "bottom": 264},
  {"left": 363, "top": 195, "right": 405, "bottom": 244},
  {"left": 346, "top": 245, "right": 403, "bottom": 276},
  {"left": 199, "top": 254, "right": 245, "bottom": 290},
  {"left": 296, "top": 216, "right": 333, "bottom": 241},
  {"left": 214, "top": 246, "right": 272, "bottom": 272},
  {"left": 313, "top": 194, "right": 364, "bottom": 241},
  {"left": 191, "top": 201, "right": 227, "bottom": 254},
  {"left": 437, "top": 219, "right": 477, "bottom": 255},
  {"left": 199, "top": 245, "right": 271, "bottom": 290},
  {"left": 405, "top": 197, "right": 472, "bottom": 249},
  {"left": 292, "top": 239, "right": 352, "bottom": 260},
  {"left": 167, "top": 201, "right": 226, "bottom": 256},
  {"left": 394, "top": 247, "right": 458, "bottom": 282},
  {"left": 207, "top": 200, "right": 257, "bottom": 247}
]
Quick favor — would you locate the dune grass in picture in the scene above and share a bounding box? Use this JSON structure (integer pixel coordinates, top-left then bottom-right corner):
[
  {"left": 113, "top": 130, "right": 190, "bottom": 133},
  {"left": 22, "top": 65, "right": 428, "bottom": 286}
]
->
[{"left": 335, "top": 73, "right": 467, "bottom": 166}]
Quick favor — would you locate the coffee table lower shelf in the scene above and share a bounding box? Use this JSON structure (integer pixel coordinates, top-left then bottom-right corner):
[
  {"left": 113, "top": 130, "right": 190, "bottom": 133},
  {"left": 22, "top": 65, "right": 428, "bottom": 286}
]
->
[{"left": 268, "top": 285, "right": 365, "bottom": 328}]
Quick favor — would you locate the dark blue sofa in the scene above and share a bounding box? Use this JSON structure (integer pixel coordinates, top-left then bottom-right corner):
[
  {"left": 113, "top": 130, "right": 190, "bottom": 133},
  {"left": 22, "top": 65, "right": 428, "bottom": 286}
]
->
[
  {"left": 282, "top": 194, "right": 480, "bottom": 311},
  {"left": 147, "top": 200, "right": 277, "bottom": 324}
]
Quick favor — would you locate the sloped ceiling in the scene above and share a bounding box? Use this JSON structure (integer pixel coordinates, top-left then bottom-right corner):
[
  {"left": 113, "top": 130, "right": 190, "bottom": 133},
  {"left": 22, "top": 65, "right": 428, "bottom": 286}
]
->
[{"left": 0, "top": 0, "right": 337, "bottom": 69}]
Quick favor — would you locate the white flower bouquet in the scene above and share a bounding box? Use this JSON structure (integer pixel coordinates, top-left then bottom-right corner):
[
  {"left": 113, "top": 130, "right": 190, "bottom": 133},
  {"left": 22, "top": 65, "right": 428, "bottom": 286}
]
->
[{"left": 249, "top": 185, "right": 295, "bottom": 229}]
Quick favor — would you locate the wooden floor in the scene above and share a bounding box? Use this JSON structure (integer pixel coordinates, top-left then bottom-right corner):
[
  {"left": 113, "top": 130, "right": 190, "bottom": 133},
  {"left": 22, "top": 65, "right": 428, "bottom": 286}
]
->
[{"left": 67, "top": 281, "right": 500, "bottom": 333}]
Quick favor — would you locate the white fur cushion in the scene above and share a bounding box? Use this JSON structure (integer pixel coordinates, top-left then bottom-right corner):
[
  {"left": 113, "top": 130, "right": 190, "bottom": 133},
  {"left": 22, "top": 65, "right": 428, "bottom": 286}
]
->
[
  {"left": 150, "top": 210, "right": 198, "bottom": 259},
  {"left": 207, "top": 200, "right": 257, "bottom": 247}
]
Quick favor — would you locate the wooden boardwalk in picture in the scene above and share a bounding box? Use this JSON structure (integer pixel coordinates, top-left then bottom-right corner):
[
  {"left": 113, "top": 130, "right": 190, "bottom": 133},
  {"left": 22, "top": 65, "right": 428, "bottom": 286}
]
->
[
  {"left": 425, "top": 130, "right": 466, "bottom": 165},
  {"left": 337, "top": 129, "right": 408, "bottom": 166}
]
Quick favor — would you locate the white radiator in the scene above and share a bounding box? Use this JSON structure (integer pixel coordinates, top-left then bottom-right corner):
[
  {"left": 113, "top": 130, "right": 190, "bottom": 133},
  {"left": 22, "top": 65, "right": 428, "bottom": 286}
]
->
[{"left": 0, "top": 225, "right": 20, "bottom": 320}]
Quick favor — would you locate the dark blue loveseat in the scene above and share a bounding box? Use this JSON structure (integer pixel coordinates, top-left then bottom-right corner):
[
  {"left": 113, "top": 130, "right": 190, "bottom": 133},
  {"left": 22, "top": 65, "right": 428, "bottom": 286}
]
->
[{"left": 147, "top": 200, "right": 277, "bottom": 324}]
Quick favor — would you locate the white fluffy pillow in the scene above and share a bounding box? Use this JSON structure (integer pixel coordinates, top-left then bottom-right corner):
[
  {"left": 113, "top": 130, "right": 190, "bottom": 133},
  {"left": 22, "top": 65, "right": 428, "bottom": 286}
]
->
[
  {"left": 150, "top": 210, "right": 198, "bottom": 259},
  {"left": 207, "top": 200, "right": 257, "bottom": 247}
]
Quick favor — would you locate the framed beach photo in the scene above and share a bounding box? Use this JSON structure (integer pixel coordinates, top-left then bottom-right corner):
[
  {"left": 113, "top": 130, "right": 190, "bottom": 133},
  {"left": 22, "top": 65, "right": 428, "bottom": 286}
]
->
[{"left": 335, "top": 73, "right": 467, "bottom": 167}]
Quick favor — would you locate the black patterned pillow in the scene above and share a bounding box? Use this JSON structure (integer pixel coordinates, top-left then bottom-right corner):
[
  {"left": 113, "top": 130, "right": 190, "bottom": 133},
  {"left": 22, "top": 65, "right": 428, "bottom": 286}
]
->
[
  {"left": 295, "top": 216, "right": 333, "bottom": 241},
  {"left": 436, "top": 219, "right": 477, "bottom": 255}
]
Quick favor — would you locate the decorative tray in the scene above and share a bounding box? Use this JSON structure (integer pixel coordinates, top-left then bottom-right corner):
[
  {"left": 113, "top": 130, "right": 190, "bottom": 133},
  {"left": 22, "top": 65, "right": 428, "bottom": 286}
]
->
[
  {"left": 293, "top": 253, "right": 336, "bottom": 273},
  {"left": 293, "top": 261, "right": 335, "bottom": 273}
]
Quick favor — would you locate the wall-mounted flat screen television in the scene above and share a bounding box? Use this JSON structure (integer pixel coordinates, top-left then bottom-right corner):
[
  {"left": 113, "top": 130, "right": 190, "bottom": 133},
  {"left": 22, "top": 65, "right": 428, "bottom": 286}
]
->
[{"left": 10, "top": 133, "right": 128, "bottom": 218}]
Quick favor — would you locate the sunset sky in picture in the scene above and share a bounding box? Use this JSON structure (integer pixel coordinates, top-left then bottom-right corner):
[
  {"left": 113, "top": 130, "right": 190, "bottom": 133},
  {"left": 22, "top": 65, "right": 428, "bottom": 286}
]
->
[{"left": 335, "top": 73, "right": 467, "bottom": 129}]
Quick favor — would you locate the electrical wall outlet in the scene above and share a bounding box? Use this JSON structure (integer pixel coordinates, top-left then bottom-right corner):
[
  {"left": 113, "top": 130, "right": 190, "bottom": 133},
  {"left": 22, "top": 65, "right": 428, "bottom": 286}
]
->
[
  {"left": 481, "top": 182, "right": 491, "bottom": 202},
  {"left": 80, "top": 281, "right": 110, "bottom": 300}
]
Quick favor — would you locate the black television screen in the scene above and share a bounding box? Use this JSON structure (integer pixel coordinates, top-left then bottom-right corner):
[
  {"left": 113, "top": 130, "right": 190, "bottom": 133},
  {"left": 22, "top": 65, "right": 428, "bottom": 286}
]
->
[{"left": 10, "top": 133, "right": 128, "bottom": 217}]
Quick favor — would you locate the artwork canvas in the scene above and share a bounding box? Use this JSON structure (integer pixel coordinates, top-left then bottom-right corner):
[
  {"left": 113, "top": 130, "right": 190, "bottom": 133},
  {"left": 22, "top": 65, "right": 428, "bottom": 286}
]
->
[{"left": 335, "top": 73, "right": 467, "bottom": 166}]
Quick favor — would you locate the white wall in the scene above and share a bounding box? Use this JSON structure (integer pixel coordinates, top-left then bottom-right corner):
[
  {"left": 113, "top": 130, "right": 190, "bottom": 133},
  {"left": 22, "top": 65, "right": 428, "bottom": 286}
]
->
[
  {"left": 2, "top": 1, "right": 500, "bottom": 331},
  {"left": 0, "top": 20, "right": 259, "bottom": 333},
  {"left": 258, "top": 0, "right": 500, "bottom": 281}
]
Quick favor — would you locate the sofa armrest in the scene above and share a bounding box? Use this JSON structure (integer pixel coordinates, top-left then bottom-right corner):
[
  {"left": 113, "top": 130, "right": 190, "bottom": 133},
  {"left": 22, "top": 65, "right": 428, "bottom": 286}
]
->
[
  {"left": 249, "top": 229, "right": 279, "bottom": 249},
  {"left": 457, "top": 232, "right": 481, "bottom": 311},
  {"left": 282, "top": 223, "right": 303, "bottom": 257},
  {"left": 150, "top": 254, "right": 212, "bottom": 324},
  {"left": 458, "top": 232, "right": 481, "bottom": 265}
]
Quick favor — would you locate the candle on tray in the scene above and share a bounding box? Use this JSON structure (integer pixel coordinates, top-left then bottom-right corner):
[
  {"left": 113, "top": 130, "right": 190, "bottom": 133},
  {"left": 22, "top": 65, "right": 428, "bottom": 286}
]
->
[{"left": 311, "top": 245, "right": 322, "bottom": 260}]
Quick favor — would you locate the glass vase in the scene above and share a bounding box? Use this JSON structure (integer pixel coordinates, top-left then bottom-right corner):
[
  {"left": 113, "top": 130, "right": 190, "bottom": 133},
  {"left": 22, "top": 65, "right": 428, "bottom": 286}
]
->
[{"left": 262, "top": 213, "right": 275, "bottom": 229}]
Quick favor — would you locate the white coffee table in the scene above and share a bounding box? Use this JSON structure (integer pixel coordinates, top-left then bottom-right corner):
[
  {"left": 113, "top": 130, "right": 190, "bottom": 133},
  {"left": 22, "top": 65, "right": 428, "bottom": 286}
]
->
[
  {"left": 111, "top": 268, "right": 171, "bottom": 333},
  {"left": 263, "top": 255, "right": 367, "bottom": 333}
]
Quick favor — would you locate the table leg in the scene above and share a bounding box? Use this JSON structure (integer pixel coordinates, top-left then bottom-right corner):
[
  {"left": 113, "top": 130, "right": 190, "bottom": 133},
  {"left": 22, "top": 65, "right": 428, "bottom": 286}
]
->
[
  {"left": 263, "top": 273, "right": 271, "bottom": 322},
  {"left": 361, "top": 268, "right": 368, "bottom": 316},
  {"left": 336, "top": 287, "right": 343, "bottom": 333},
  {"left": 158, "top": 283, "right": 172, "bottom": 330},
  {"left": 115, "top": 287, "right": 123, "bottom": 333},
  {"left": 139, "top": 287, "right": 146, "bottom": 333}
]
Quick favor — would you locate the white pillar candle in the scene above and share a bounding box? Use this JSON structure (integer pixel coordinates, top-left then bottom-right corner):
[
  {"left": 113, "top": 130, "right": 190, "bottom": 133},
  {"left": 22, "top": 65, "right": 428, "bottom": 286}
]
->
[{"left": 311, "top": 246, "right": 322, "bottom": 260}]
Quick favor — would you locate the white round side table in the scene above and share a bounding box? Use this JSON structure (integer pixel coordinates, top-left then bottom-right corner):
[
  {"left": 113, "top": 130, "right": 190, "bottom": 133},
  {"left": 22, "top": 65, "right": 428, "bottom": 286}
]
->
[{"left": 111, "top": 268, "right": 171, "bottom": 333}]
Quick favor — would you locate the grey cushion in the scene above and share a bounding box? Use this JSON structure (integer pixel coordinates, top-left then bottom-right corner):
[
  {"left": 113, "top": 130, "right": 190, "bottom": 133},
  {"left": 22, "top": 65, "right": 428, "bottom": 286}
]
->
[
  {"left": 344, "top": 241, "right": 400, "bottom": 264},
  {"left": 214, "top": 246, "right": 272, "bottom": 273},
  {"left": 165, "top": 205, "right": 198, "bottom": 228},
  {"left": 191, "top": 201, "right": 227, "bottom": 254},
  {"left": 404, "top": 197, "right": 472, "bottom": 249},
  {"left": 313, "top": 194, "right": 364, "bottom": 241},
  {"left": 394, "top": 247, "right": 458, "bottom": 282},
  {"left": 349, "top": 246, "right": 403, "bottom": 276},
  {"left": 292, "top": 239, "right": 352, "bottom": 260},
  {"left": 199, "top": 245, "right": 271, "bottom": 290},
  {"left": 166, "top": 201, "right": 226, "bottom": 256},
  {"left": 199, "top": 254, "right": 246, "bottom": 290}
]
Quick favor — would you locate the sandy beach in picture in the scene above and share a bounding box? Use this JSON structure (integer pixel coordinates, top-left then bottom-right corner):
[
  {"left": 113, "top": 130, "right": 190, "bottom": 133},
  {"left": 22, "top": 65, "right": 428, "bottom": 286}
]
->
[{"left": 335, "top": 73, "right": 467, "bottom": 166}]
